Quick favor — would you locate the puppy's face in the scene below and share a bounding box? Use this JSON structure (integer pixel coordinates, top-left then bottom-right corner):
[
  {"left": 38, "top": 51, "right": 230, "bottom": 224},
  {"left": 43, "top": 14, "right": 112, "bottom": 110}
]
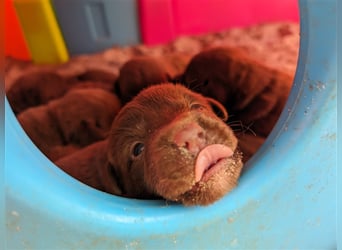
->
[{"left": 107, "top": 83, "right": 243, "bottom": 205}]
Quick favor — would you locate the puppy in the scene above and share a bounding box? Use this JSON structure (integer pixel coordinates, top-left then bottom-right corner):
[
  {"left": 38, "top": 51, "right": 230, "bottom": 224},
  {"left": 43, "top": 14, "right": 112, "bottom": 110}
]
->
[
  {"left": 182, "top": 47, "right": 293, "bottom": 137},
  {"left": 18, "top": 88, "right": 121, "bottom": 161},
  {"left": 76, "top": 68, "right": 117, "bottom": 83},
  {"left": 115, "top": 57, "right": 169, "bottom": 104},
  {"left": 56, "top": 140, "right": 114, "bottom": 192},
  {"left": 70, "top": 68, "right": 118, "bottom": 93},
  {"left": 115, "top": 54, "right": 191, "bottom": 104},
  {"left": 6, "top": 69, "right": 118, "bottom": 115},
  {"left": 56, "top": 83, "right": 243, "bottom": 206},
  {"left": 6, "top": 71, "right": 70, "bottom": 114}
]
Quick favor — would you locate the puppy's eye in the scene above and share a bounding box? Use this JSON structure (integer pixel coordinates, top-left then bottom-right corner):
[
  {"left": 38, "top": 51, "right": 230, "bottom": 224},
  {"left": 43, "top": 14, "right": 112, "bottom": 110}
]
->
[
  {"left": 190, "top": 103, "right": 206, "bottom": 111},
  {"left": 132, "top": 142, "right": 144, "bottom": 157}
]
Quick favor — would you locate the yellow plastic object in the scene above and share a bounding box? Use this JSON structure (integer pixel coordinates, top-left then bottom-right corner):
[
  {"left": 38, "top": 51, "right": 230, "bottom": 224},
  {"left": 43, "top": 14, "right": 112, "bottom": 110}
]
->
[{"left": 13, "top": 0, "right": 69, "bottom": 64}]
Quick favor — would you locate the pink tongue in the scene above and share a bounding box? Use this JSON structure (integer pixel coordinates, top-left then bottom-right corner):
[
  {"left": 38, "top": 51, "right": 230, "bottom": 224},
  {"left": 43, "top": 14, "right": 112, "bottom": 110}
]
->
[{"left": 195, "top": 144, "right": 233, "bottom": 182}]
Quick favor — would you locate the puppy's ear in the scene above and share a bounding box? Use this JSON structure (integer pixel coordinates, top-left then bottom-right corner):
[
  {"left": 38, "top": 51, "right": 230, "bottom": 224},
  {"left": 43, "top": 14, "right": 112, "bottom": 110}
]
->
[
  {"left": 206, "top": 97, "right": 228, "bottom": 121},
  {"left": 99, "top": 161, "right": 123, "bottom": 196}
]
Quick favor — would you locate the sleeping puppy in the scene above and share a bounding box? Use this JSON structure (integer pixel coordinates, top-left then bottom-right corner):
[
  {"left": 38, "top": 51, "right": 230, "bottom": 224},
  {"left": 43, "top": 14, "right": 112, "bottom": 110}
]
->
[
  {"left": 56, "top": 140, "right": 112, "bottom": 192},
  {"left": 115, "top": 54, "right": 191, "bottom": 104},
  {"left": 6, "top": 71, "right": 70, "bottom": 114},
  {"left": 115, "top": 57, "right": 170, "bottom": 104},
  {"left": 56, "top": 83, "right": 243, "bottom": 206},
  {"left": 18, "top": 88, "right": 121, "bottom": 161},
  {"left": 6, "top": 69, "right": 118, "bottom": 115},
  {"left": 70, "top": 68, "right": 118, "bottom": 93},
  {"left": 182, "top": 47, "right": 293, "bottom": 137}
]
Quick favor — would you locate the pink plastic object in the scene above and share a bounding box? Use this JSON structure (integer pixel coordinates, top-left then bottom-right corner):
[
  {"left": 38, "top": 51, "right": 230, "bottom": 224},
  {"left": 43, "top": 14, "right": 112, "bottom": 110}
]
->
[{"left": 139, "top": 0, "right": 299, "bottom": 45}]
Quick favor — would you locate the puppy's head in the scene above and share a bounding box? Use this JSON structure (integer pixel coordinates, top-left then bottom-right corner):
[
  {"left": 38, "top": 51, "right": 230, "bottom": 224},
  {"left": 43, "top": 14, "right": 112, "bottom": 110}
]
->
[
  {"left": 182, "top": 47, "right": 249, "bottom": 110},
  {"left": 107, "top": 83, "right": 243, "bottom": 205},
  {"left": 182, "top": 48, "right": 232, "bottom": 101},
  {"left": 115, "top": 57, "right": 170, "bottom": 104}
]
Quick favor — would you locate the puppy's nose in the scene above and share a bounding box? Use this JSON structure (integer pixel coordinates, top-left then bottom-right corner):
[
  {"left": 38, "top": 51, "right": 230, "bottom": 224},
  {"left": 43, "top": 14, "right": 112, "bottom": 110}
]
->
[{"left": 173, "top": 123, "right": 206, "bottom": 155}]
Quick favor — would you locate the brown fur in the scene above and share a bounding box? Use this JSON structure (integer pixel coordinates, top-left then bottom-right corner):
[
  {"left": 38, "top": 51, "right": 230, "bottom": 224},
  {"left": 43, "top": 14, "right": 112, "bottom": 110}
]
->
[
  {"left": 182, "top": 47, "right": 293, "bottom": 137},
  {"left": 76, "top": 68, "right": 117, "bottom": 83},
  {"left": 6, "top": 69, "right": 118, "bottom": 115},
  {"left": 70, "top": 68, "right": 118, "bottom": 92},
  {"left": 237, "top": 133, "right": 265, "bottom": 162},
  {"left": 6, "top": 71, "right": 70, "bottom": 114},
  {"left": 56, "top": 140, "right": 122, "bottom": 194},
  {"left": 18, "top": 88, "right": 121, "bottom": 161},
  {"left": 115, "top": 54, "right": 191, "bottom": 104},
  {"left": 56, "top": 83, "right": 243, "bottom": 206}
]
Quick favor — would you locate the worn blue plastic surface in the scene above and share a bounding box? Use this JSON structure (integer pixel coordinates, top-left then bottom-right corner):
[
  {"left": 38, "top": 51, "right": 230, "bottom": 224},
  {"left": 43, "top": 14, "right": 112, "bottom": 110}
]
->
[
  {"left": 5, "top": 0, "right": 337, "bottom": 249},
  {"left": 51, "top": 0, "right": 140, "bottom": 55}
]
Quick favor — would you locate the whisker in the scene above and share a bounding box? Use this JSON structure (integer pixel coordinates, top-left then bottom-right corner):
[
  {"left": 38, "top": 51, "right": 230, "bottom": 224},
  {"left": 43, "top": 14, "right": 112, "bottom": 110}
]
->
[
  {"left": 227, "top": 119, "right": 256, "bottom": 136},
  {"left": 183, "top": 78, "right": 208, "bottom": 93},
  {"left": 227, "top": 120, "right": 243, "bottom": 126},
  {"left": 242, "top": 122, "right": 256, "bottom": 136}
]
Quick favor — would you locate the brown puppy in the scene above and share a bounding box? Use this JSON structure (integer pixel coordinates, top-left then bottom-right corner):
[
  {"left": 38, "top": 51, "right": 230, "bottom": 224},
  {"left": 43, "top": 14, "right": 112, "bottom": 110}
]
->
[
  {"left": 115, "top": 57, "right": 169, "bottom": 104},
  {"left": 182, "top": 47, "right": 293, "bottom": 137},
  {"left": 70, "top": 68, "right": 118, "bottom": 93},
  {"left": 18, "top": 88, "right": 121, "bottom": 161},
  {"left": 6, "top": 71, "right": 70, "bottom": 114},
  {"left": 57, "top": 83, "right": 243, "bottom": 206},
  {"left": 56, "top": 140, "right": 117, "bottom": 193},
  {"left": 6, "top": 69, "right": 118, "bottom": 115},
  {"left": 76, "top": 68, "right": 117, "bottom": 83},
  {"left": 115, "top": 54, "right": 191, "bottom": 104}
]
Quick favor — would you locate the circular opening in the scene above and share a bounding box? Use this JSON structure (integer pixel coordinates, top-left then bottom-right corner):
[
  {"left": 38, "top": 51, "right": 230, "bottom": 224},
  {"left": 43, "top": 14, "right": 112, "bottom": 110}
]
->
[{"left": 6, "top": 1, "right": 305, "bottom": 210}]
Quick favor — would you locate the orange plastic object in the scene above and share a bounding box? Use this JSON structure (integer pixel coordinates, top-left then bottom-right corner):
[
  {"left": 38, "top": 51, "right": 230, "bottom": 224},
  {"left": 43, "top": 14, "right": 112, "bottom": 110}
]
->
[
  {"left": 5, "top": 0, "right": 31, "bottom": 60},
  {"left": 13, "top": 0, "right": 69, "bottom": 64}
]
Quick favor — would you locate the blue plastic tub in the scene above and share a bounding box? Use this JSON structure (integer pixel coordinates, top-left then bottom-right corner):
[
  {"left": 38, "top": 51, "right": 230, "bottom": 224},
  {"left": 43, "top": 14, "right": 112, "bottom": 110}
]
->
[{"left": 4, "top": 0, "right": 337, "bottom": 248}]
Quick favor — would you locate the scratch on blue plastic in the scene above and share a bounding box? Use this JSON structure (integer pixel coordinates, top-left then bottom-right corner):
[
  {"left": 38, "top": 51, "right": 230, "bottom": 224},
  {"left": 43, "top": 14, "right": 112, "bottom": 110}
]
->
[{"left": 5, "top": 0, "right": 337, "bottom": 249}]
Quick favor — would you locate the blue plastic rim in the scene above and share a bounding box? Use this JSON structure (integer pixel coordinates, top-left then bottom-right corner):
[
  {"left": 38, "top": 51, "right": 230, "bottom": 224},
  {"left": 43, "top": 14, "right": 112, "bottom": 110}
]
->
[{"left": 5, "top": 0, "right": 337, "bottom": 249}]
